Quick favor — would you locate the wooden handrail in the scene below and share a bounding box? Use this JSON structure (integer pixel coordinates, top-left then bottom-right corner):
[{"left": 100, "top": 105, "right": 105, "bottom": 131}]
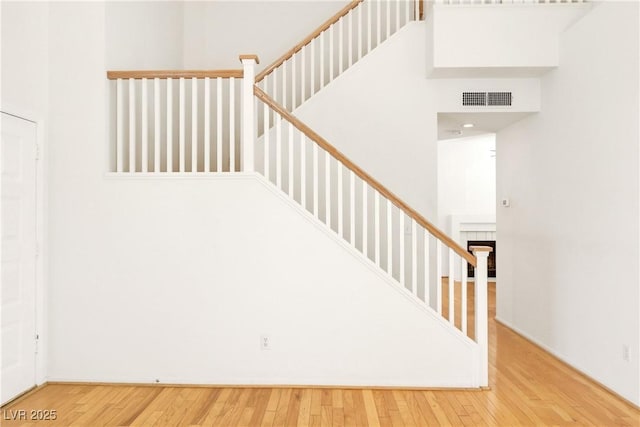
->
[
  {"left": 106, "top": 70, "right": 244, "bottom": 80},
  {"left": 255, "top": 0, "right": 363, "bottom": 83},
  {"left": 254, "top": 85, "right": 476, "bottom": 267}
]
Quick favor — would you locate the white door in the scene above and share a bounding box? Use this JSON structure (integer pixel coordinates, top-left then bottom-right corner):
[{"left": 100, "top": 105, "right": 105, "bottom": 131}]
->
[{"left": 1, "top": 112, "right": 37, "bottom": 404}]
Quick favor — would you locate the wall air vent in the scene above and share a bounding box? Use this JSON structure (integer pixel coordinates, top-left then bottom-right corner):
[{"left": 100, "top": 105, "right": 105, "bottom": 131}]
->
[
  {"left": 462, "top": 92, "right": 486, "bottom": 106},
  {"left": 488, "top": 92, "right": 512, "bottom": 106},
  {"left": 462, "top": 92, "right": 513, "bottom": 107}
]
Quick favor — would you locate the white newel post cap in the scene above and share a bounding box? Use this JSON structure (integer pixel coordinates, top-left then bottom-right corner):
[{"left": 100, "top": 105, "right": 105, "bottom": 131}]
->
[
  {"left": 470, "top": 246, "right": 493, "bottom": 258},
  {"left": 239, "top": 54, "right": 260, "bottom": 67}
]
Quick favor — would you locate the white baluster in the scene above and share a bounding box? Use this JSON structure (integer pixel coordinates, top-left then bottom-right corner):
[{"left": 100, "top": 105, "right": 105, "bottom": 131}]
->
[
  {"left": 129, "top": 78, "right": 136, "bottom": 173},
  {"left": 241, "top": 56, "right": 257, "bottom": 172},
  {"left": 325, "top": 152, "right": 331, "bottom": 226},
  {"left": 167, "top": 78, "right": 173, "bottom": 172},
  {"left": 349, "top": 170, "right": 355, "bottom": 244},
  {"left": 387, "top": 200, "right": 392, "bottom": 275},
  {"left": 357, "top": 5, "right": 363, "bottom": 61},
  {"left": 264, "top": 103, "right": 270, "bottom": 180},
  {"left": 462, "top": 258, "right": 468, "bottom": 335},
  {"left": 273, "top": 68, "right": 278, "bottom": 108},
  {"left": 348, "top": 10, "right": 353, "bottom": 68},
  {"left": 283, "top": 59, "right": 288, "bottom": 110},
  {"left": 204, "top": 78, "right": 211, "bottom": 172},
  {"left": 338, "top": 162, "right": 344, "bottom": 237},
  {"left": 368, "top": 0, "right": 373, "bottom": 53},
  {"left": 374, "top": 191, "right": 380, "bottom": 265},
  {"left": 154, "top": 78, "right": 160, "bottom": 172},
  {"left": 377, "top": 0, "right": 382, "bottom": 46},
  {"left": 362, "top": 182, "right": 368, "bottom": 258},
  {"left": 116, "top": 78, "right": 124, "bottom": 172},
  {"left": 400, "top": 212, "right": 405, "bottom": 286},
  {"left": 216, "top": 77, "right": 222, "bottom": 172},
  {"left": 405, "top": 0, "right": 410, "bottom": 25},
  {"left": 329, "top": 26, "right": 335, "bottom": 81},
  {"left": 292, "top": 54, "right": 297, "bottom": 109},
  {"left": 339, "top": 17, "right": 344, "bottom": 74},
  {"left": 415, "top": 0, "right": 419, "bottom": 20},
  {"left": 141, "top": 78, "right": 148, "bottom": 173},
  {"left": 229, "top": 77, "right": 235, "bottom": 172},
  {"left": 300, "top": 130, "right": 306, "bottom": 209},
  {"left": 411, "top": 219, "right": 417, "bottom": 295},
  {"left": 436, "top": 239, "right": 442, "bottom": 315},
  {"left": 424, "top": 229, "right": 430, "bottom": 305},
  {"left": 179, "top": 77, "right": 185, "bottom": 172},
  {"left": 313, "top": 143, "right": 319, "bottom": 217},
  {"left": 386, "top": 0, "right": 391, "bottom": 39},
  {"left": 310, "top": 39, "right": 316, "bottom": 97},
  {"left": 396, "top": 0, "right": 400, "bottom": 32},
  {"left": 191, "top": 77, "right": 198, "bottom": 172},
  {"left": 301, "top": 45, "right": 306, "bottom": 104},
  {"left": 288, "top": 122, "right": 294, "bottom": 196},
  {"left": 320, "top": 31, "right": 325, "bottom": 89},
  {"left": 449, "top": 248, "right": 455, "bottom": 324},
  {"left": 276, "top": 115, "right": 282, "bottom": 188}
]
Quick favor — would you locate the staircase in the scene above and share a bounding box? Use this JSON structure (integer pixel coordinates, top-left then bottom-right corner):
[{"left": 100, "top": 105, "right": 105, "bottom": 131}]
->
[{"left": 106, "top": 0, "right": 492, "bottom": 388}]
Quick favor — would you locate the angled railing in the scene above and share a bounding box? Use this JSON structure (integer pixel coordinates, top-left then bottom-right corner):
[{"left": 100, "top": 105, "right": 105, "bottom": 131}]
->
[
  {"left": 253, "top": 83, "right": 491, "bottom": 386},
  {"left": 256, "top": 0, "right": 424, "bottom": 113}
]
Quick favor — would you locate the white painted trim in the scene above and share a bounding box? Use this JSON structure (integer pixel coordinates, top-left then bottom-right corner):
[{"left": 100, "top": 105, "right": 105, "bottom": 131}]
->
[
  {"left": 0, "top": 107, "right": 47, "bottom": 387},
  {"left": 44, "top": 376, "right": 479, "bottom": 389},
  {"left": 449, "top": 214, "right": 496, "bottom": 245},
  {"left": 103, "top": 172, "right": 257, "bottom": 180}
]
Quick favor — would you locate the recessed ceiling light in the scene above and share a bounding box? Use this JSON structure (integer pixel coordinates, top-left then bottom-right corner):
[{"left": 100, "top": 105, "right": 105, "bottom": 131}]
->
[{"left": 462, "top": 123, "right": 474, "bottom": 128}]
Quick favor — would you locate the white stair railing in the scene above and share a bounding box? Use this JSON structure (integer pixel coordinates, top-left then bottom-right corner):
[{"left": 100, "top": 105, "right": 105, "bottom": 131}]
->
[
  {"left": 253, "top": 84, "right": 491, "bottom": 386},
  {"left": 107, "top": 69, "right": 244, "bottom": 173},
  {"left": 256, "top": 0, "right": 424, "bottom": 113}
]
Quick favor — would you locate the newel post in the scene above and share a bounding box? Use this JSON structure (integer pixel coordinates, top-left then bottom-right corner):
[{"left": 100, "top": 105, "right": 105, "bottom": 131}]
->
[
  {"left": 240, "top": 54, "right": 259, "bottom": 172},
  {"left": 471, "top": 245, "right": 492, "bottom": 388}
]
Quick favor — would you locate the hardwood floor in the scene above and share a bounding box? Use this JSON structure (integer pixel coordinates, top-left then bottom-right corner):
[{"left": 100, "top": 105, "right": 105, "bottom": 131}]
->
[{"left": 2, "top": 284, "right": 639, "bottom": 426}]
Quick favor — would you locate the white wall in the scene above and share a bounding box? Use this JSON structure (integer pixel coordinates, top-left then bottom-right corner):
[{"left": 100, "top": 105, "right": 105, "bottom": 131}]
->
[
  {"left": 0, "top": 1, "right": 49, "bottom": 117},
  {"left": 106, "top": 1, "right": 184, "bottom": 70},
  {"left": 296, "top": 22, "right": 438, "bottom": 221},
  {"left": 47, "top": 175, "right": 478, "bottom": 387},
  {"left": 183, "top": 1, "right": 350, "bottom": 70},
  {"left": 427, "top": 3, "right": 592, "bottom": 77},
  {"left": 496, "top": 2, "right": 640, "bottom": 406},
  {"left": 438, "top": 133, "right": 496, "bottom": 229}
]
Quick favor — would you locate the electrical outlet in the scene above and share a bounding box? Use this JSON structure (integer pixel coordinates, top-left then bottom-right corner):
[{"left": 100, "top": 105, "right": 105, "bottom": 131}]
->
[
  {"left": 261, "top": 335, "right": 271, "bottom": 351},
  {"left": 501, "top": 198, "right": 510, "bottom": 208},
  {"left": 622, "top": 345, "right": 630, "bottom": 362}
]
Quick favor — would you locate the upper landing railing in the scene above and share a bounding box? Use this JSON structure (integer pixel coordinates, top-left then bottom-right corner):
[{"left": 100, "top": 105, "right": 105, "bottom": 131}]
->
[{"left": 256, "top": 0, "right": 425, "bottom": 113}]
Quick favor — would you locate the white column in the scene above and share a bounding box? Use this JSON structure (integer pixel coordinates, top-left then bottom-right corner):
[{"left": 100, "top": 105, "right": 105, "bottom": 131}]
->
[
  {"left": 471, "top": 246, "right": 491, "bottom": 388},
  {"left": 241, "top": 55, "right": 259, "bottom": 172}
]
